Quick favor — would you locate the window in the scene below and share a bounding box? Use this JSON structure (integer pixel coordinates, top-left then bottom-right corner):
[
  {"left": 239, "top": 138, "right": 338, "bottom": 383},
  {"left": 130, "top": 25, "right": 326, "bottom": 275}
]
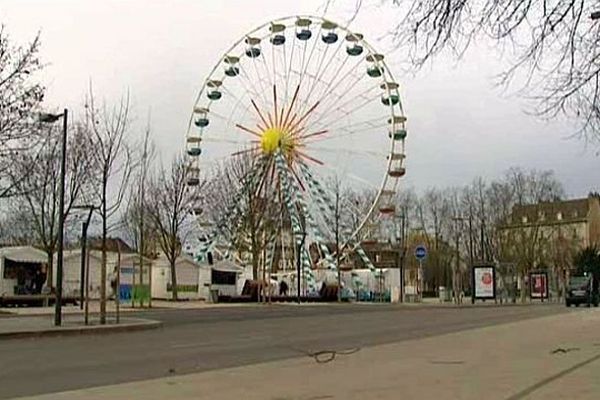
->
[
  {"left": 211, "top": 270, "right": 236, "bottom": 285},
  {"left": 522, "top": 216, "right": 528, "bottom": 223},
  {"left": 557, "top": 212, "right": 562, "bottom": 221}
]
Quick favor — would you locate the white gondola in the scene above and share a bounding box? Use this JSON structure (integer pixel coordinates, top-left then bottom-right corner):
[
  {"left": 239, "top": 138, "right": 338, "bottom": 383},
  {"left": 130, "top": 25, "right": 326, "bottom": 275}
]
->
[
  {"left": 346, "top": 33, "right": 364, "bottom": 56},
  {"left": 194, "top": 107, "right": 209, "bottom": 128},
  {"left": 379, "top": 204, "right": 395, "bottom": 214},
  {"left": 187, "top": 166, "right": 200, "bottom": 186},
  {"left": 224, "top": 56, "right": 240, "bottom": 77},
  {"left": 245, "top": 37, "right": 261, "bottom": 58},
  {"left": 321, "top": 20, "right": 338, "bottom": 44},
  {"left": 206, "top": 80, "right": 222, "bottom": 101},
  {"left": 296, "top": 17, "right": 312, "bottom": 40},
  {"left": 366, "top": 53, "right": 384, "bottom": 77},
  {"left": 270, "top": 23, "right": 286, "bottom": 45},
  {"left": 388, "top": 153, "right": 406, "bottom": 178},
  {"left": 381, "top": 82, "right": 400, "bottom": 106}
]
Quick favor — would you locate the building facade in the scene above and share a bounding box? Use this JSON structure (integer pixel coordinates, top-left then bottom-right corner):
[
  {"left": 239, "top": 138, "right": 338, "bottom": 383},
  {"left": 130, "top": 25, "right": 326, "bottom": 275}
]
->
[{"left": 498, "top": 193, "right": 600, "bottom": 275}]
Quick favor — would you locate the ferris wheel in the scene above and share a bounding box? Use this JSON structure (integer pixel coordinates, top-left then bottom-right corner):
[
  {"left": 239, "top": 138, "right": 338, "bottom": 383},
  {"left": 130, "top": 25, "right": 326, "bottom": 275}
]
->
[{"left": 185, "top": 16, "right": 408, "bottom": 291}]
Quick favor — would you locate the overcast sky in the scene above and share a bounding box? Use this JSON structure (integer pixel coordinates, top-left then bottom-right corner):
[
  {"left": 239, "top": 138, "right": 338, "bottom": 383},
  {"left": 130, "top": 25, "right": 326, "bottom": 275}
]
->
[{"left": 2, "top": 0, "right": 598, "bottom": 198}]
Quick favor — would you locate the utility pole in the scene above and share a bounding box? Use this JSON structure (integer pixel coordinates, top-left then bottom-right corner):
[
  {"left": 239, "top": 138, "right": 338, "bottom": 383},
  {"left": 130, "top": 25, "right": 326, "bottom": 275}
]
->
[
  {"left": 39, "top": 109, "right": 68, "bottom": 326},
  {"left": 455, "top": 227, "right": 460, "bottom": 304},
  {"left": 395, "top": 212, "right": 406, "bottom": 303},
  {"left": 335, "top": 182, "right": 341, "bottom": 302},
  {"left": 73, "top": 206, "right": 96, "bottom": 310},
  {"left": 296, "top": 229, "right": 306, "bottom": 304}
]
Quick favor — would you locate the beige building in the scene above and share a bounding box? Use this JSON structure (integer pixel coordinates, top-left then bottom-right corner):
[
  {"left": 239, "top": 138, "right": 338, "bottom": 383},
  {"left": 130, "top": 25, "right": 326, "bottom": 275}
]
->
[
  {"left": 502, "top": 194, "right": 600, "bottom": 247},
  {"left": 498, "top": 194, "right": 600, "bottom": 278}
]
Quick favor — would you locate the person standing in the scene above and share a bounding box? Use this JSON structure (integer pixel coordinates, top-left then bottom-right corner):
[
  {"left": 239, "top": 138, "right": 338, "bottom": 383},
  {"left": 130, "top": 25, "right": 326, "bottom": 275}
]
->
[{"left": 279, "top": 280, "right": 289, "bottom": 296}]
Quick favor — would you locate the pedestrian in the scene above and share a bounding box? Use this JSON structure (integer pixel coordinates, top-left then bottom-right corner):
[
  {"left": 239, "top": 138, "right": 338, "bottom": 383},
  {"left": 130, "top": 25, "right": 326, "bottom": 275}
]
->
[{"left": 280, "top": 280, "right": 289, "bottom": 296}]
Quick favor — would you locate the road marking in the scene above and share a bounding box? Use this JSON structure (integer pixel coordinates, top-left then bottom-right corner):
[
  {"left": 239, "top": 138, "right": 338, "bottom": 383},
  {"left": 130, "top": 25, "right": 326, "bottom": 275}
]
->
[
  {"left": 170, "top": 342, "right": 213, "bottom": 349},
  {"left": 505, "top": 352, "right": 600, "bottom": 400}
]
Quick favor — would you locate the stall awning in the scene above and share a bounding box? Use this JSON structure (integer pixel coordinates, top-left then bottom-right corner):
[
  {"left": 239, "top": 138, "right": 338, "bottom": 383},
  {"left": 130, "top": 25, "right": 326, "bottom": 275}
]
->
[
  {"left": 0, "top": 246, "right": 48, "bottom": 264},
  {"left": 211, "top": 260, "right": 244, "bottom": 273}
]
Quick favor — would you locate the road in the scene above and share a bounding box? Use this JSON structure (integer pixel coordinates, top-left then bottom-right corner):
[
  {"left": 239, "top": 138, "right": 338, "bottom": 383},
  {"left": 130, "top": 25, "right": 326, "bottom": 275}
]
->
[{"left": 0, "top": 303, "right": 569, "bottom": 399}]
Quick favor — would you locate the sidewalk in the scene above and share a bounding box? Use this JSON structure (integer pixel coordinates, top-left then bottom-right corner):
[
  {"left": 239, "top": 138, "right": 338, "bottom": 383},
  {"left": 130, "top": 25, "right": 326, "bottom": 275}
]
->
[
  {"left": 0, "top": 315, "right": 161, "bottom": 339},
  {"left": 17, "top": 308, "right": 600, "bottom": 400}
]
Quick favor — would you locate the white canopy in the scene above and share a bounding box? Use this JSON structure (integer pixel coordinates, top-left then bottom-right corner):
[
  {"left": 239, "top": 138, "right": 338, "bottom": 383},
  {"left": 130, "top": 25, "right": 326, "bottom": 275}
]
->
[
  {"left": 0, "top": 246, "right": 47, "bottom": 264},
  {"left": 211, "top": 260, "right": 244, "bottom": 273}
]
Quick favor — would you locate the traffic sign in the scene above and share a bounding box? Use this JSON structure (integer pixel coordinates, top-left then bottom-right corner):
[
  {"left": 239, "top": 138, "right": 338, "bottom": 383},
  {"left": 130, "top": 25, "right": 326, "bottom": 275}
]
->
[{"left": 415, "top": 245, "right": 427, "bottom": 260}]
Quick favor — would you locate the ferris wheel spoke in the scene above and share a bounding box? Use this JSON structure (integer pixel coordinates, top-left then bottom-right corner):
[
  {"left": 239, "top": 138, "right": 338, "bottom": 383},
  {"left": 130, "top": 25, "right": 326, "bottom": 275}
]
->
[
  {"left": 259, "top": 46, "right": 275, "bottom": 93},
  {"left": 297, "top": 129, "right": 328, "bottom": 140},
  {"left": 297, "top": 38, "right": 347, "bottom": 119},
  {"left": 307, "top": 53, "right": 355, "bottom": 113},
  {"left": 297, "top": 26, "right": 323, "bottom": 100},
  {"left": 244, "top": 55, "right": 270, "bottom": 110},
  {"left": 235, "top": 60, "right": 270, "bottom": 109},
  {"left": 282, "top": 38, "right": 291, "bottom": 106},
  {"left": 309, "top": 62, "right": 367, "bottom": 122},
  {"left": 297, "top": 44, "right": 331, "bottom": 113},
  {"left": 220, "top": 78, "right": 261, "bottom": 108},
  {"left": 309, "top": 75, "right": 381, "bottom": 128},
  {"left": 307, "top": 145, "right": 387, "bottom": 159},
  {"left": 303, "top": 119, "right": 387, "bottom": 144},
  {"left": 295, "top": 149, "right": 324, "bottom": 165},
  {"left": 309, "top": 88, "right": 381, "bottom": 132},
  {"left": 217, "top": 86, "right": 263, "bottom": 131}
]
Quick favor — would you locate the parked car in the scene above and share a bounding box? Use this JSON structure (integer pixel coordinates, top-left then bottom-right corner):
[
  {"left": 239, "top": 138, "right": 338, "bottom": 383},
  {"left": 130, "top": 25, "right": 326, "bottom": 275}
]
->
[{"left": 566, "top": 274, "right": 599, "bottom": 307}]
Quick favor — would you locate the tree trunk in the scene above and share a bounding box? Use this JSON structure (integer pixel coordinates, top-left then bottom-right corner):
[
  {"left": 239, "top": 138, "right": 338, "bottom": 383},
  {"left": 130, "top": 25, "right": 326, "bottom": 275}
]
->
[
  {"left": 252, "top": 246, "right": 260, "bottom": 281},
  {"left": 100, "top": 178, "right": 107, "bottom": 324},
  {"left": 45, "top": 252, "right": 54, "bottom": 290},
  {"left": 519, "top": 270, "right": 526, "bottom": 303},
  {"left": 170, "top": 258, "right": 178, "bottom": 301}
]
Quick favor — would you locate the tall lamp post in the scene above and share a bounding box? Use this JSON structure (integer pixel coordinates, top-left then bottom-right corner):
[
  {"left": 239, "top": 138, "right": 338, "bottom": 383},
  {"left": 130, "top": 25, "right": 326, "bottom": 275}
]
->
[
  {"left": 40, "top": 109, "right": 68, "bottom": 326},
  {"left": 452, "top": 215, "right": 474, "bottom": 304},
  {"left": 296, "top": 229, "right": 307, "bottom": 304},
  {"left": 72, "top": 205, "right": 98, "bottom": 310},
  {"left": 395, "top": 212, "right": 406, "bottom": 303}
]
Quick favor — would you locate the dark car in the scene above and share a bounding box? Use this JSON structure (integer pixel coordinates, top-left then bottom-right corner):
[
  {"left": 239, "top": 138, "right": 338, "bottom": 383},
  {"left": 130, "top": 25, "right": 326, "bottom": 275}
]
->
[{"left": 566, "top": 275, "right": 599, "bottom": 307}]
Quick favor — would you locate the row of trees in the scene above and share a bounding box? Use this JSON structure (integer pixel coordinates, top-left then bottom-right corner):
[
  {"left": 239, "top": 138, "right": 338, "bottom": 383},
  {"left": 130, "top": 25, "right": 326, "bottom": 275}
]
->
[
  {"left": 0, "top": 27, "right": 201, "bottom": 322},
  {"left": 391, "top": 167, "right": 576, "bottom": 301}
]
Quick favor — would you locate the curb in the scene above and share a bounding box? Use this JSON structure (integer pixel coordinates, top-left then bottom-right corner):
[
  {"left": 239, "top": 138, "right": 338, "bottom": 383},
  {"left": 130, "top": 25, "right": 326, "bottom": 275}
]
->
[
  {"left": 0, "top": 319, "right": 163, "bottom": 340},
  {"left": 396, "top": 302, "right": 563, "bottom": 310}
]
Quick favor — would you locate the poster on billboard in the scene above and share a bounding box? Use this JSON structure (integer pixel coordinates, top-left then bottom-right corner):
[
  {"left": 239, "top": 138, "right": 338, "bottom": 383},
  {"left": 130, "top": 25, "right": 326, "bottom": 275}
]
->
[
  {"left": 530, "top": 272, "right": 548, "bottom": 300},
  {"left": 472, "top": 265, "right": 496, "bottom": 300}
]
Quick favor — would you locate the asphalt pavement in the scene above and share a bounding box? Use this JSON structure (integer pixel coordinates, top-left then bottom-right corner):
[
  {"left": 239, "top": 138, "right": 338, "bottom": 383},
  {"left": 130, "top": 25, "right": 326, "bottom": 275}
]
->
[{"left": 0, "top": 303, "right": 570, "bottom": 399}]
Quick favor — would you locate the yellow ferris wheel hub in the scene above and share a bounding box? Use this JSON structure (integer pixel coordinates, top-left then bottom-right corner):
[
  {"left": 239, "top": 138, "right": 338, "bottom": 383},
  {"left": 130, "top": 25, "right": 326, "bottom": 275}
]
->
[{"left": 260, "top": 126, "right": 294, "bottom": 155}]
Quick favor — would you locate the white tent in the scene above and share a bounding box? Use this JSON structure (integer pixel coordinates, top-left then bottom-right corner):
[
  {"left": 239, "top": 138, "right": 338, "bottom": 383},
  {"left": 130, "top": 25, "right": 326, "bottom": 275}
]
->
[
  {"left": 201, "top": 259, "right": 249, "bottom": 299},
  {"left": 151, "top": 254, "right": 201, "bottom": 300},
  {"left": 60, "top": 250, "right": 152, "bottom": 299},
  {"left": 0, "top": 246, "right": 48, "bottom": 296}
]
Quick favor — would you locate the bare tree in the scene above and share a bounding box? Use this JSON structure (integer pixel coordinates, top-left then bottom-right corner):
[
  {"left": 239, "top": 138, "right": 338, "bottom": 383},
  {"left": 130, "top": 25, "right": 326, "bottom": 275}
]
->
[
  {"left": 341, "top": 0, "right": 600, "bottom": 140},
  {"left": 121, "top": 122, "right": 156, "bottom": 308},
  {"left": 6, "top": 121, "right": 92, "bottom": 287},
  {"left": 203, "top": 154, "right": 278, "bottom": 279},
  {"left": 85, "top": 87, "right": 135, "bottom": 324},
  {"left": 147, "top": 154, "right": 198, "bottom": 300},
  {"left": 0, "top": 207, "right": 36, "bottom": 245},
  {"left": 0, "top": 26, "right": 45, "bottom": 198}
]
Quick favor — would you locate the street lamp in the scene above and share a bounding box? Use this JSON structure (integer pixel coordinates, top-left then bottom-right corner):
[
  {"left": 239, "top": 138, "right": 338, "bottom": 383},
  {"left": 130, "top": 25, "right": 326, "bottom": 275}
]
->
[
  {"left": 452, "top": 215, "right": 474, "bottom": 304},
  {"left": 296, "top": 229, "right": 307, "bottom": 304},
  {"left": 72, "top": 205, "right": 98, "bottom": 312},
  {"left": 394, "top": 212, "right": 406, "bottom": 303},
  {"left": 39, "top": 109, "right": 68, "bottom": 326}
]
